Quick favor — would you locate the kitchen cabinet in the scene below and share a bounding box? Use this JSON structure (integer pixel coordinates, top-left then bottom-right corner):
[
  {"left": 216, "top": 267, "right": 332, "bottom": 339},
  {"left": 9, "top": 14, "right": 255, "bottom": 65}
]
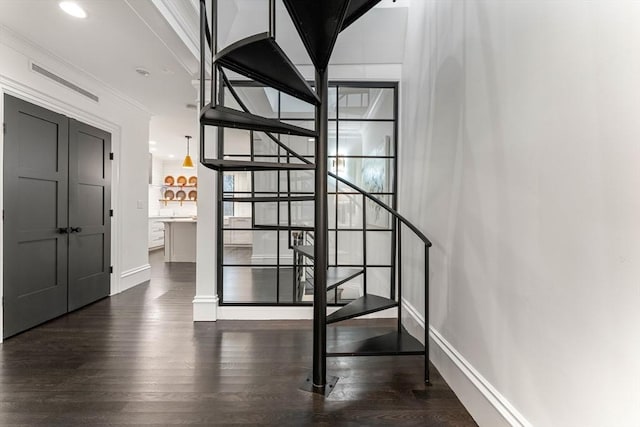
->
[
  {"left": 148, "top": 218, "right": 167, "bottom": 250},
  {"left": 162, "top": 219, "right": 197, "bottom": 262}
]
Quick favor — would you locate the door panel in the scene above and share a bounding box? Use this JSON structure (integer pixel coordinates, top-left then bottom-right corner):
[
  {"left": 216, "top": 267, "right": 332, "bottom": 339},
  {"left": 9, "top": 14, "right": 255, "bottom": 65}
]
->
[
  {"left": 67, "top": 119, "right": 111, "bottom": 311},
  {"left": 3, "top": 95, "right": 69, "bottom": 338}
]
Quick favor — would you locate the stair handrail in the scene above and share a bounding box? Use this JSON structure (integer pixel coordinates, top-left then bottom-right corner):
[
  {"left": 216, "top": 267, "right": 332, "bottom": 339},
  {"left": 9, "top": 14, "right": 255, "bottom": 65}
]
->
[
  {"left": 202, "top": 0, "right": 212, "bottom": 50},
  {"left": 328, "top": 172, "right": 432, "bottom": 247},
  {"left": 217, "top": 70, "right": 430, "bottom": 249},
  {"left": 220, "top": 71, "right": 431, "bottom": 248},
  {"left": 220, "top": 72, "right": 431, "bottom": 247}
]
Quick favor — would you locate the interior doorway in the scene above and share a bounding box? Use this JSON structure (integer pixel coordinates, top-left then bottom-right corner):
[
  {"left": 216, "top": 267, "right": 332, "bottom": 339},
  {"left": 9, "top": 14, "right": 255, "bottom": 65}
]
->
[{"left": 3, "top": 95, "right": 112, "bottom": 338}]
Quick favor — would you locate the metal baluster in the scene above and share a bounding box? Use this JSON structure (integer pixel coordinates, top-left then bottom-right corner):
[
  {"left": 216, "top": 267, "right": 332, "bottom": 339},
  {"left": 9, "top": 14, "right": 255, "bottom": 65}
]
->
[
  {"left": 199, "top": 1, "right": 206, "bottom": 111},
  {"left": 210, "top": 0, "right": 217, "bottom": 106},
  {"left": 215, "top": 72, "right": 224, "bottom": 304},
  {"left": 362, "top": 194, "right": 367, "bottom": 296},
  {"left": 269, "top": 0, "right": 276, "bottom": 38},
  {"left": 425, "top": 245, "right": 430, "bottom": 384},
  {"left": 397, "top": 218, "right": 402, "bottom": 333},
  {"left": 198, "top": 0, "right": 207, "bottom": 163}
]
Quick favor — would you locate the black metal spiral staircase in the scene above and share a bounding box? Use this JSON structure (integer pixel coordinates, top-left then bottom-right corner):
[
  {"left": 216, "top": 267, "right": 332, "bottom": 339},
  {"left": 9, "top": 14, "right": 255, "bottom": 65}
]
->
[{"left": 198, "top": 0, "right": 432, "bottom": 395}]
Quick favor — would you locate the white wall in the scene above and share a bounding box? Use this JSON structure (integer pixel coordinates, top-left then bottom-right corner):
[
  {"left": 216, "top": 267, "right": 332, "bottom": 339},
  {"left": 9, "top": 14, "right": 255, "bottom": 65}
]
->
[
  {"left": 399, "top": 1, "right": 640, "bottom": 426},
  {"left": 0, "top": 26, "right": 152, "bottom": 314},
  {"left": 149, "top": 153, "right": 164, "bottom": 215}
]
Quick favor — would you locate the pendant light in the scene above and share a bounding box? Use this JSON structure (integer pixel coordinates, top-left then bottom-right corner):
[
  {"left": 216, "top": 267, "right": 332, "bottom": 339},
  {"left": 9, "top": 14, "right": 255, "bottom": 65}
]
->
[{"left": 182, "top": 135, "right": 194, "bottom": 169}]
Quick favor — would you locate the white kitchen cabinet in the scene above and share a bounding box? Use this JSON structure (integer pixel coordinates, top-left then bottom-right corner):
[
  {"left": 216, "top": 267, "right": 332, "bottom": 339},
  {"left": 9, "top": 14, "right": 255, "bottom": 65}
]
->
[{"left": 148, "top": 218, "right": 166, "bottom": 250}]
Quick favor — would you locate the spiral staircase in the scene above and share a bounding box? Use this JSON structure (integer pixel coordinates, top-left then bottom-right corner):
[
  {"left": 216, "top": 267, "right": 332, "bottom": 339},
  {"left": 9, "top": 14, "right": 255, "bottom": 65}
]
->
[{"left": 198, "top": 0, "right": 432, "bottom": 395}]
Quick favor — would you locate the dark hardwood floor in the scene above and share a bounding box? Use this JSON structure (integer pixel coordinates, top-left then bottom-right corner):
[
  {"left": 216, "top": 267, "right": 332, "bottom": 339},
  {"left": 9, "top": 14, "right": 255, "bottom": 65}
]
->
[
  {"left": 0, "top": 250, "right": 476, "bottom": 426},
  {"left": 223, "top": 246, "right": 299, "bottom": 303}
]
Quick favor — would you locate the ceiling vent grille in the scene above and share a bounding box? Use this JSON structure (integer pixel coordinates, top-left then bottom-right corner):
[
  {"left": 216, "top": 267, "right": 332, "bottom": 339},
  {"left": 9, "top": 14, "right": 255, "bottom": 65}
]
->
[{"left": 31, "top": 63, "right": 99, "bottom": 103}]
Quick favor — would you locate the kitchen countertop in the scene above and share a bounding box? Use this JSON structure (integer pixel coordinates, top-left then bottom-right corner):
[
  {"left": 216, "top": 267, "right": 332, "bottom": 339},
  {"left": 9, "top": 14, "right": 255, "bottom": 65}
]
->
[{"left": 159, "top": 218, "right": 197, "bottom": 223}]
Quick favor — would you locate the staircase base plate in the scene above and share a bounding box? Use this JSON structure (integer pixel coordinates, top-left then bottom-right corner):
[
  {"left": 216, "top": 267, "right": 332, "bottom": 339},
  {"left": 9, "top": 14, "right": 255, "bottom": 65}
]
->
[{"left": 299, "top": 373, "right": 339, "bottom": 397}]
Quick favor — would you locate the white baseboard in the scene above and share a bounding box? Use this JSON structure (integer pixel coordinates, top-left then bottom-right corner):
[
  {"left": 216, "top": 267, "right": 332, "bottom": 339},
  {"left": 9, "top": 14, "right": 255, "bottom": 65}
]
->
[
  {"left": 401, "top": 298, "right": 531, "bottom": 427},
  {"left": 118, "top": 264, "right": 151, "bottom": 293},
  {"left": 193, "top": 295, "right": 218, "bottom": 321},
  {"left": 219, "top": 305, "right": 315, "bottom": 320},
  {"left": 218, "top": 305, "right": 397, "bottom": 320}
]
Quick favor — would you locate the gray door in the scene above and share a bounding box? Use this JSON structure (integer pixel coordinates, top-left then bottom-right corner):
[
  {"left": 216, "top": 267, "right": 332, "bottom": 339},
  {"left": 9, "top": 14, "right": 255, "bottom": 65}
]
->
[
  {"left": 67, "top": 119, "right": 111, "bottom": 311},
  {"left": 3, "top": 95, "right": 69, "bottom": 338}
]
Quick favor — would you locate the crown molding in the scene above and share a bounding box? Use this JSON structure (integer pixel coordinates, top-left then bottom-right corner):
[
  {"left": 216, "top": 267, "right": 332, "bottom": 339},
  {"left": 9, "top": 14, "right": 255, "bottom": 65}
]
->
[{"left": 150, "top": 0, "right": 200, "bottom": 63}]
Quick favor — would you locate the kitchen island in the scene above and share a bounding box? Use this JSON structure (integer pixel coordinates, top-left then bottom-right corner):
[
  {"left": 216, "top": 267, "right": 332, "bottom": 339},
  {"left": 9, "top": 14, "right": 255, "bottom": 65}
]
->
[{"left": 161, "top": 218, "right": 197, "bottom": 262}]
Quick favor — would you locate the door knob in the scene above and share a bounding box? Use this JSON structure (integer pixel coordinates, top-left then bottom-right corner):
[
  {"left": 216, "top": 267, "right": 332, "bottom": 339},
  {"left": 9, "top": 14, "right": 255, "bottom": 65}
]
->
[
  {"left": 58, "top": 227, "right": 70, "bottom": 234},
  {"left": 70, "top": 227, "right": 82, "bottom": 233}
]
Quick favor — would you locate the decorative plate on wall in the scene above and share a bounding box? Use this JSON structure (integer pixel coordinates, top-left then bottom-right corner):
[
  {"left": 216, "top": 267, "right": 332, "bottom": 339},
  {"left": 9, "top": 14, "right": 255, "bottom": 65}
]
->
[
  {"left": 176, "top": 190, "right": 187, "bottom": 201},
  {"left": 188, "top": 176, "right": 197, "bottom": 186},
  {"left": 176, "top": 175, "right": 187, "bottom": 186},
  {"left": 164, "top": 175, "right": 174, "bottom": 186},
  {"left": 188, "top": 190, "right": 197, "bottom": 201},
  {"left": 164, "top": 189, "right": 175, "bottom": 200}
]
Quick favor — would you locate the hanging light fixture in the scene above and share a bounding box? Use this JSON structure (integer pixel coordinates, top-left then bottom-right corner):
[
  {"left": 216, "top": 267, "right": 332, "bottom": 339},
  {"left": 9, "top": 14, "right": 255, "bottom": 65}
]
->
[{"left": 182, "top": 135, "right": 194, "bottom": 169}]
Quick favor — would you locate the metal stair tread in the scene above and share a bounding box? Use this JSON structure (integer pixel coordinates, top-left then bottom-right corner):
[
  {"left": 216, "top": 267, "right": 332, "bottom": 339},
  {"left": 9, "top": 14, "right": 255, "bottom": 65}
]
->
[
  {"left": 215, "top": 33, "right": 319, "bottom": 105},
  {"left": 341, "top": 0, "right": 383, "bottom": 31},
  {"left": 202, "top": 159, "right": 314, "bottom": 172},
  {"left": 253, "top": 224, "right": 314, "bottom": 231},
  {"left": 325, "top": 267, "right": 364, "bottom": 291},
  {"left": 299, "top": 281, "right": 345, "bottom": 303},
  {"left": 302, "top": 267, "right": 363, "bottom": 293},
  {"left": 291, "top": 245, "right": 314, "bottom": 259},
  {"left": 282, "top": 0, "right": 352, "bottom": 69},
  {"left": 222, "top": 195, "right": 315, "bottom": 203},
  {"left": 200, "top": 105, "right": 317, "bottom": 137},
  {"left": 326, "top": 294, "right": 398, "bottom": 324},
  {"left": 327, "top": 326, "right": 424, "bottom": 357}
]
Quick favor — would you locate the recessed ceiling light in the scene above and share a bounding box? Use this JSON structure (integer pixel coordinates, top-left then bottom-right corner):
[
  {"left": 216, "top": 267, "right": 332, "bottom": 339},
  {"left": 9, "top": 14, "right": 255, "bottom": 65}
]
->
[
  {"left": 135, "top": 68, "right": 150, "bottom": 77},
  {"left": 59, "top": 1, "right": 87, "bottom": 19},
  {"left": 168, "top": 154, "right": 175, "bottom": 158},
  {"left": 149, "top": 141, "right": 157, "bottom": 145}
]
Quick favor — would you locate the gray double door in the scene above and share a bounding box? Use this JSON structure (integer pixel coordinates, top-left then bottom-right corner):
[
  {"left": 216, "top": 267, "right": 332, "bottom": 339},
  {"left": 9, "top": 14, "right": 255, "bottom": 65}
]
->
[{"left": 3, "top": 95, "right": 111, "bottom": 338}]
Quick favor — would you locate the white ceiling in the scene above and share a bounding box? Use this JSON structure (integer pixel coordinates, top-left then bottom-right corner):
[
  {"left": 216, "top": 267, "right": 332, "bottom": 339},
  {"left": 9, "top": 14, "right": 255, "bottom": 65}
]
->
[
  {"left": 0, "top": 0, "right": 199, "bottom": 160},
  {"left": 217, "top": 0, "right": 408, "bottom": 66},
  {"left": 0, "top": 0, "right": 408, "bottom": 160}
]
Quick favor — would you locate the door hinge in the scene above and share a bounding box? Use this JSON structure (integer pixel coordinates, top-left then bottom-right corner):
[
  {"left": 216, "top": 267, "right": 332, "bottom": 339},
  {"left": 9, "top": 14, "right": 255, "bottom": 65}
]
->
[
  {"left": 109, "top": 152, "right": 114, "bottom": 160},
  {"left": 109, "top": 209, "right": 114, "bottom": 217},
  {"left": 2, "top": 123, "right": 6, "bottom": 135},
  {"left": 109, "top": 265, "right": 113, "bottom": 274},
  {"left": 2, "top": 209, "right": 4, "bottom": 220}
]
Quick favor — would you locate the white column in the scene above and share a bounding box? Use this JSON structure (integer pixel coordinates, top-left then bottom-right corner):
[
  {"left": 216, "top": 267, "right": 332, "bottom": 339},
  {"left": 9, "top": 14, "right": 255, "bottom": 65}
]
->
[{"left": 193, "top": 81, "right": 219, "bottom": 321}]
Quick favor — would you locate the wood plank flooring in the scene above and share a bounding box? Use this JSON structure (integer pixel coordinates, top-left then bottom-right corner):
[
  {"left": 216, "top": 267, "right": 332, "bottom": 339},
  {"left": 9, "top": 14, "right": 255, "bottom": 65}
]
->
[{"left": 0, "top": 250, "right": 476, "bottom": 426}]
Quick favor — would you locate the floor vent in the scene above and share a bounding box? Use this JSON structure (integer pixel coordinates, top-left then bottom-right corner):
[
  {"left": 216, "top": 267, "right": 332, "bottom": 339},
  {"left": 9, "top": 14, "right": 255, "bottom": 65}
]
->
[{"left": 31, "top": 63, "right": 99, "bottom": 103}]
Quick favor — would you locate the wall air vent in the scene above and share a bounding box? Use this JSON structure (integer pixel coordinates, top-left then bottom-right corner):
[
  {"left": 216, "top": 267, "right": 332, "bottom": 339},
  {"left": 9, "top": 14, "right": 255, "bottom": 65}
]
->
[{"left": 31, "top": 63, "right": 99, "bottom": 103}]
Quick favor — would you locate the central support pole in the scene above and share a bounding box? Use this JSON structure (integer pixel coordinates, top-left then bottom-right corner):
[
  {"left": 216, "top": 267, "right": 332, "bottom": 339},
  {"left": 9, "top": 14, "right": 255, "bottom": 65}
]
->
[{"left": 312, "top": 67, "right": 329, "bottom": 393}]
